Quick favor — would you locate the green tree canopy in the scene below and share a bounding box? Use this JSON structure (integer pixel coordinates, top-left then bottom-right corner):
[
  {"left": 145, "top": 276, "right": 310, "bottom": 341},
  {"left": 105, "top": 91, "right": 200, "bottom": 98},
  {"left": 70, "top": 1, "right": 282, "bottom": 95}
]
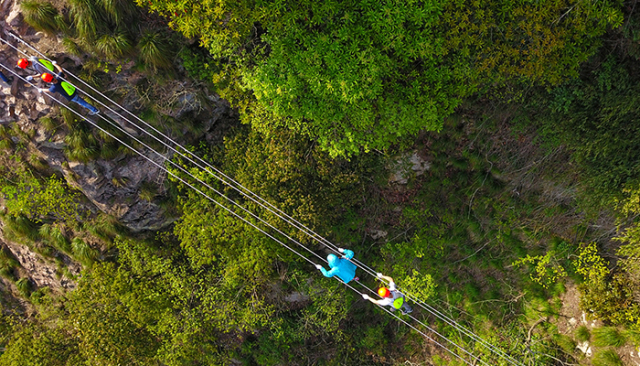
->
[{"left": 142, "top": 0, "right": 622, "bottom": 156}]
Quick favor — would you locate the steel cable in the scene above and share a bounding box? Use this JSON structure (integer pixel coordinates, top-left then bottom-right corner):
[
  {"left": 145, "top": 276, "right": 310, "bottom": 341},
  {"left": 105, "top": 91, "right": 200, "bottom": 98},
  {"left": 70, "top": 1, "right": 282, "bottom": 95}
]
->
[{"left": 1, "top": 33, "right": 524, "bottom": 366}]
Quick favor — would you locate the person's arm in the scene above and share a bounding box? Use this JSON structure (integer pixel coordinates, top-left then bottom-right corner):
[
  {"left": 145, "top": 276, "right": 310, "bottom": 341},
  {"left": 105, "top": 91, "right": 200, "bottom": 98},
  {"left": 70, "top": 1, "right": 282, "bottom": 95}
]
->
[
  {"left": 376, "top": 273, "right": 394, "bottom": 283},
  {"left": 362, "top": 294, "right": 385, "bottom": 305},
  {"left": 339, "top": 248, "right": 354, "bottom": 260},
  {"left": 37, "top": 88, "right": 50, "bottom": 94},
  {"left": 53, "top": 63, "right": 63, "bottom": 74},
  {"left": 315, "top": 264, "right": 337, "bottom": 278}
]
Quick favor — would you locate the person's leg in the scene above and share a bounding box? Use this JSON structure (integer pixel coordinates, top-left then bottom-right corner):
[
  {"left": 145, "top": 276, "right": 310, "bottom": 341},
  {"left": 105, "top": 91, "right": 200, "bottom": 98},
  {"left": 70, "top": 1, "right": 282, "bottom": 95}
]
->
[
  {"left": 71, "top": 94, "right": 99, "bottom": 114},
  {"left": 0, "top": 71, "right": 11, "bottom": 84},
  {"left": 401, "top": 300, "right": 413, "bottom": 314}
]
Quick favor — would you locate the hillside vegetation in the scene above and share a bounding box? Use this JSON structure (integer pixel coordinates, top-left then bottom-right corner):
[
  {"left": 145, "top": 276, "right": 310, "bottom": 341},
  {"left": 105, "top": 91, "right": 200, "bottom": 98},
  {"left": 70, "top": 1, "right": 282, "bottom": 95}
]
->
[{"left": 1, "top": 0, "right": 640, "bottom": 365}]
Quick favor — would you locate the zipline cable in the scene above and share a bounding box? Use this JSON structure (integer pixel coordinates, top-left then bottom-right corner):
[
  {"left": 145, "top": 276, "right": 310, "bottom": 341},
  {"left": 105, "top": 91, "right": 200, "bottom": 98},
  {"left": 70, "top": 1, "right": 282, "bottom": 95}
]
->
[
  {"left": 0, "top": 60, "right": 326, "bottom": 269},
  {"left": 1, "top": 32, "right": 354, "bottom": 257},
  {"left": 0, "top": 62, "right": 481, "bottom": 366},
  {"left": 1, "top": 33, "right": 524, "bottom": 365}
]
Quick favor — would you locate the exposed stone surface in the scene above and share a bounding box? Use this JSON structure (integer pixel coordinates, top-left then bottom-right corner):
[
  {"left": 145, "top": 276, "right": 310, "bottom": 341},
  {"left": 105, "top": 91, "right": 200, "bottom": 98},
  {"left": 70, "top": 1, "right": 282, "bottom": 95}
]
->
[
  {"left": 388, "top": 150, "right": 431, "bottom": 185},
  {"left": 576, "top": 341, "right": 592, "bottom": 357},
  {"left": 3, "top": 240, "right": 79, "bottom": 291},
  {"left": 0, "top": 0, "right": 236, "bottom": 304},
  {"left": 1, "top": 0, "right": 232, "bottom": 232},
  {"left": 284, "top": 291, "right": 310, "bottom": 303}
]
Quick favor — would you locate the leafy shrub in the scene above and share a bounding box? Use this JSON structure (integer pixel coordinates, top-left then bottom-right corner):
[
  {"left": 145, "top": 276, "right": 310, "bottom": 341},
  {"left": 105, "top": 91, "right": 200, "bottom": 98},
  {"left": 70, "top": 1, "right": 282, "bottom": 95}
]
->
[
  {"left": 20, "top": 0, "right": 59, "bottom": 35},
  {"left": 592, "top": 327, "right": 627, "bottom": 347}
]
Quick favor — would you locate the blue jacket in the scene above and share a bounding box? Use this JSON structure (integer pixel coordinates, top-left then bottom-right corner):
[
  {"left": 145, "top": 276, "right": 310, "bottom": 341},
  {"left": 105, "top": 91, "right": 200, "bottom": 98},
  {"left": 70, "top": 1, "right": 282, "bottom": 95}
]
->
[{"left": 320, "top": 249, "right": 357, "bottom": 283}]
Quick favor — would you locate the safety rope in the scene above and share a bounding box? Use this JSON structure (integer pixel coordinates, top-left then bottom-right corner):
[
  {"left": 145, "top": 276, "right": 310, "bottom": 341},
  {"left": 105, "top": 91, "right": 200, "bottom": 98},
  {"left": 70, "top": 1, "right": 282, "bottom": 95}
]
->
[
  {"left": 0, "top": 32, "right": 525, "bottom": 366},
  {"left": 0, "top": 61, "right": 485, "bottom": 365}
]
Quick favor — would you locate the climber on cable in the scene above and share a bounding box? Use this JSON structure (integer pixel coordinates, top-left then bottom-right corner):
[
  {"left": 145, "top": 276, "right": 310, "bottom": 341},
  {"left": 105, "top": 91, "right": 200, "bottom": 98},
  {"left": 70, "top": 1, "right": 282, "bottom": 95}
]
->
[
  {"left": 17, "top": 56, "right": 65, "bottom": 81},
  {"left": 315, "top": 248, "right": 359, "bottom": 283},
  {"left": 362, "top": 273, "right": 413, "bottom": 315},
  {"left": 37, "top": 72, "right": 99, "bottom": 115}
]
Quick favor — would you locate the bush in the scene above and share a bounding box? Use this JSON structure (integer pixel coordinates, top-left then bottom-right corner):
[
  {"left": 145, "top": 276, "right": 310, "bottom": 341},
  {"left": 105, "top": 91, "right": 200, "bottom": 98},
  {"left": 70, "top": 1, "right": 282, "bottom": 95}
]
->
[
  {"left": 592, "top": 327, "right": 627, "bottom": 347},
  {"left": 20, "top": 0, "right": 59, "bottom": 35}
]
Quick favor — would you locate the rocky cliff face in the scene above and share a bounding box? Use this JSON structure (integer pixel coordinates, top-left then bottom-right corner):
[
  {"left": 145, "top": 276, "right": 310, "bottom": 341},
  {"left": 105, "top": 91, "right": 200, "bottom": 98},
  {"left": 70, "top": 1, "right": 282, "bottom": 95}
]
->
[
  {"left": 1, "top": 0, "right": 232, "bottom": 231},
  {"left": 0, "top": 0, "right": 234, "bottom": 299}
]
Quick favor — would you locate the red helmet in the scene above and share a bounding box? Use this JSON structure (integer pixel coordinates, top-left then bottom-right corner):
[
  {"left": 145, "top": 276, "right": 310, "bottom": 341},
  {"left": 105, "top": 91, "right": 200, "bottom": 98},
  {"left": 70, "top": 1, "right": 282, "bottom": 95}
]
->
[
  {"left": 378, "top": 287, "right": 391, "bottom": 298},
  {"left": 41, "top": 73, "right": 54, "bottom": 83},
  {"left": 17, "top": 58, "right": 30, "bottom": 69}
]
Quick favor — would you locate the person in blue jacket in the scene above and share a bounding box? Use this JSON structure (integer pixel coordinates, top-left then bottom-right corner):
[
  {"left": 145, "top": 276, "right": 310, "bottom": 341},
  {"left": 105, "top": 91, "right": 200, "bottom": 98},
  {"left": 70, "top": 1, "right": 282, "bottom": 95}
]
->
[{"left": 315, "top": 248, "right": 359, "bottom": 283}]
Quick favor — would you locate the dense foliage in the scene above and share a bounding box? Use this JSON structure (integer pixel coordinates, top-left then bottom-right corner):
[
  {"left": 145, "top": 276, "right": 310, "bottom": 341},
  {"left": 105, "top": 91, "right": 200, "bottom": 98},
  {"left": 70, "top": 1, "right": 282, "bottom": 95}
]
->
[
  {"left": 3, "top": 0, "right": 640, "bottom": 365},
  {"left": 141, "top": 0, "right": 623, "bottom": 156}
]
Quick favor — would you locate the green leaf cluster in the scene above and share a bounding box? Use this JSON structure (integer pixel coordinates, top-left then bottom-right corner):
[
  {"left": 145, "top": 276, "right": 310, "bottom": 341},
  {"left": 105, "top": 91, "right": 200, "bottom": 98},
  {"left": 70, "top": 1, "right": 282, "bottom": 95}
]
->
[{"left": 141, "top": 0, "right": 622, "bottom": 156}]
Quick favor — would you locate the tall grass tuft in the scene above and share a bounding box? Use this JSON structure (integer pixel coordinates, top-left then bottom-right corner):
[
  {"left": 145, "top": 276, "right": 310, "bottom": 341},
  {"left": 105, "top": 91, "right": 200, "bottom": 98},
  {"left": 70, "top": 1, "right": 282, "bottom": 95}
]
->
[
  {"left": 60, "top": 107, "right": 79, "bottom": 128},
  {"left": 21, "top": 0, "right": 59, "bottom": 35},
  {"left": 68, "top": 0, "right": 101, "bottom": 41},
  {"left": 138, "top": 30, "right": 173, "bottom": 70},
  {"left": 100, "top": 142, "right": 120, "bottom": 160},
  {"left": 28, "top": 153, "right": 47, "bottom": 171},
  {"left": 624, "top": 327, "right": 640, "bottom": 346},
  {"left": 39, "top": 116, "right": 59, "bottom": 132},
  {"left": 71, "top": 237, "right": 96, "bottom": 264},
  {"left": 54, "top": 13, "right": 71, "bottom": 35},
  {"left": 16, "top": 277, "right": 32, "bottom": 297},
  {"left": 138, "top": 181, "right": 158, "bottom": 202},
  {"left": 575, "top": 325, "right": 591, "bottom": 342},
  {"left": 3, "top": 215, "right": 41, "bottom": 243},
  {"left": 592, "top": 349, "right": 624, "bottom": 366},
  {"left": 40, "top": 224, "right": 71, "bottom": 253},
  {"left": 62, "top": 37, "right": 83, "bottom": 56},
  {"left": 0, "top": 125, "right": 9, "bottom": 139},
  {"left": 96, "top": 0, "right": 136, "bottom": 26},
  {"left": 553, "top": 334, "right": 576, "bottom": 354},
  {"left": 67, "top": 145, "right": 99, "bottom": 163},
  {"left": 0, "top": 139, "right": 14, "bottom": 151},
  {"left": 593, "top": 327, "right": 627, "bottom": 347},
  {"left": 0, "top": 266, "right": 15, "bottom": 281},
  {"left": 95, "top": 31, "right": 133, "bottom": 60}
]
